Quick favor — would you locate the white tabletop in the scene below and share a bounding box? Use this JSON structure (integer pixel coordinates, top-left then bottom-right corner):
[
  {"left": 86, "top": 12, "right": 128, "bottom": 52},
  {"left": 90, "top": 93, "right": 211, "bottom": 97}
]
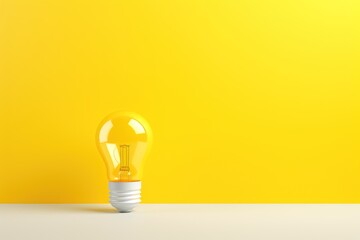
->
[{"left": 0, "top": 204, "right": 359, "bottom": 240}]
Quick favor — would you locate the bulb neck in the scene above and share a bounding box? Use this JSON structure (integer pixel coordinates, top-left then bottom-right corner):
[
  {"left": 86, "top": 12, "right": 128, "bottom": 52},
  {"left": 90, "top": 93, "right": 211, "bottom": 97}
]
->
[{"left": 108, "top": 181, "right": 141, "bottom": 213}]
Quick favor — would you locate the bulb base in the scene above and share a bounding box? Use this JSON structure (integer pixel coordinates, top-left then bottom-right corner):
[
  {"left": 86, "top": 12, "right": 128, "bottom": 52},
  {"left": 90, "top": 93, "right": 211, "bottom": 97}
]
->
[{"left": 108, "top": 181, "right": 141, "bottom": 213}]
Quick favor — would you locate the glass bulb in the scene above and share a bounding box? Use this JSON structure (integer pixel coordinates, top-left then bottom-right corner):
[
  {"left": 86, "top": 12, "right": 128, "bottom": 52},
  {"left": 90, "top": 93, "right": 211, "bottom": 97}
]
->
[{"left": 96, "top": 112, "right": 152, "bottom": 212}]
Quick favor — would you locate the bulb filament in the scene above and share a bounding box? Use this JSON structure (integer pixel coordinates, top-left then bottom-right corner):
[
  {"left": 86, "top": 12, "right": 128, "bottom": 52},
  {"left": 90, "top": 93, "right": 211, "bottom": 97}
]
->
[{"left": 119, "top": 144, "right": 130, "bottom": 180}]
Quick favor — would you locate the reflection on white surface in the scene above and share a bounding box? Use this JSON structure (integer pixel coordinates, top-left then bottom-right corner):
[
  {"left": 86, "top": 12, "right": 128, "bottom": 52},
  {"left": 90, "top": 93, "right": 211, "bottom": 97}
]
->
[{"left": 0, "top": 205, "right": 359, "bottom": 240}]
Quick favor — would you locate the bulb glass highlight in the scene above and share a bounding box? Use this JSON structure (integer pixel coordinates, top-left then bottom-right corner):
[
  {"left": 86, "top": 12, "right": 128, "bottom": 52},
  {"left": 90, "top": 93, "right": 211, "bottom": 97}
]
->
[{"left": 96, "top": 112, "right": 152, "bottom": 182}]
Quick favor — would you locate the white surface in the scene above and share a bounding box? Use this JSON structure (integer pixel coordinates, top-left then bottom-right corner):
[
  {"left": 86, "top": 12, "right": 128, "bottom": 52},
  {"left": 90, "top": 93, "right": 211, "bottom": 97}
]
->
[
  {"left": 0, "top": 204, "right": 360, "bottom": 240},
  {"left": 109, "top": 181, "right": 141, "bottom": 212}
]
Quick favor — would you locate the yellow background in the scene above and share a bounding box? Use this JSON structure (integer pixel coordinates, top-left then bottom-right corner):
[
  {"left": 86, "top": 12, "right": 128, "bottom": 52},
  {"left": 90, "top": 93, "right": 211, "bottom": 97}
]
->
[{"left": 0, "top": 0, "right": 359, "bottom": 203}]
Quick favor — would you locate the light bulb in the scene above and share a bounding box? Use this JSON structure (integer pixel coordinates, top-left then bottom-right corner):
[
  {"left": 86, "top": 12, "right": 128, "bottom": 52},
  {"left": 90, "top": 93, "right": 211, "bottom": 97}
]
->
[{"left": 96, "top": 112, "right": 152, "bottom": 212}]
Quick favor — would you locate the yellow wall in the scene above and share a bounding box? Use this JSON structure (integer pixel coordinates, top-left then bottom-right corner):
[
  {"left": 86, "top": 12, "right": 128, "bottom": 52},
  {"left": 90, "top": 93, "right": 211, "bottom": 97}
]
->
[{"left": 0, "top": 0, "right": 359, "bottom": 203}]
